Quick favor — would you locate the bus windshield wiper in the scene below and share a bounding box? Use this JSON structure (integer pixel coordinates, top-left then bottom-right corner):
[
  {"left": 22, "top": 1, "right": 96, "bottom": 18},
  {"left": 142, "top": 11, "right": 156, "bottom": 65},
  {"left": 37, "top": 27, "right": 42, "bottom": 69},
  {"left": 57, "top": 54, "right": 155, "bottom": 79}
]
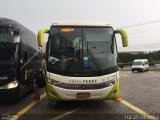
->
[
  {"left": 111, "top": 34, "right": 115, "bottom": 54},
  {"left": 86, "top": 42, "right": 103, "bottom": 74}
]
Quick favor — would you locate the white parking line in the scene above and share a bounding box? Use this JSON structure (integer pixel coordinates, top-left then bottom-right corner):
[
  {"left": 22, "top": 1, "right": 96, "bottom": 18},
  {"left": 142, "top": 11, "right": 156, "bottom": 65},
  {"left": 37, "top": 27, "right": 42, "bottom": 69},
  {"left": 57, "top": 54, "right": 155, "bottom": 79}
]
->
[{"left": 49, "top": 108, "right": 80, "bottom": 120}]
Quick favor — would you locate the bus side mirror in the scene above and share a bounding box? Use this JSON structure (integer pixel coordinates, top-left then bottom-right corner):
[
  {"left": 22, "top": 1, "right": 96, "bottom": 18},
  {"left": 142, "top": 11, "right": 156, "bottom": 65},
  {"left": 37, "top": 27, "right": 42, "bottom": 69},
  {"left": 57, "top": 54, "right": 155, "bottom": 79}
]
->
[
  {"left": 14, "top": 29, "right": 20, "bottom": 35},
  {"left": 13, "top": 28, "right": 20, "bottom": 43},
  {"left": 115, "top": 29, "right": 128, "bottom": 47},
  {"left": 37, "top": 28, "right": 49, "bottom": 47}
]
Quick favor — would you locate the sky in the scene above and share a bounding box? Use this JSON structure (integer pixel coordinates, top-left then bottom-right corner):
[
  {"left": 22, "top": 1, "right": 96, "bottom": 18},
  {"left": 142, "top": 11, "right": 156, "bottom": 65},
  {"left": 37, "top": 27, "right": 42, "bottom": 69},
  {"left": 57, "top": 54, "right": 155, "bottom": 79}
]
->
[{"left": 1, "top": 0, "right": 160, "bottom": 52}]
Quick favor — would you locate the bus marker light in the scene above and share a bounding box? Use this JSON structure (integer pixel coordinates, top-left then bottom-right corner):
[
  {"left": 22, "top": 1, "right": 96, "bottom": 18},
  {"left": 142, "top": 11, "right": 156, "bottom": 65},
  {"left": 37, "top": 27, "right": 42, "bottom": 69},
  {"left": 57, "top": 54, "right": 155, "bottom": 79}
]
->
[{"left": 61, "top": 28, "right": 74, "bottom": 32}]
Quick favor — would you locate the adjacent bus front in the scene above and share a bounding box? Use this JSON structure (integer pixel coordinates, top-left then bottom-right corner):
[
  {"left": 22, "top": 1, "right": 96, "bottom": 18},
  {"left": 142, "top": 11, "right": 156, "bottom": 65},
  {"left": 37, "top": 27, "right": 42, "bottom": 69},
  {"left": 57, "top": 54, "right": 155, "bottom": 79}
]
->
[
  {"left": 0, "top": 26, "right": 20, "bottom": 100},
  {"left": 37, "top": 22, "right": 128, "bottom": 101}
]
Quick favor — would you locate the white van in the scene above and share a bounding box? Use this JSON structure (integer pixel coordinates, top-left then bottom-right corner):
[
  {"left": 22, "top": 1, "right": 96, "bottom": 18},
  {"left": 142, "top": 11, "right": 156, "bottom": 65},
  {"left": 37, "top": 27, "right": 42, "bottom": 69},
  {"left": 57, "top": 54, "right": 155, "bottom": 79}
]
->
[{"left": 132, "top": 59, "right": 149, "bottom": 72}]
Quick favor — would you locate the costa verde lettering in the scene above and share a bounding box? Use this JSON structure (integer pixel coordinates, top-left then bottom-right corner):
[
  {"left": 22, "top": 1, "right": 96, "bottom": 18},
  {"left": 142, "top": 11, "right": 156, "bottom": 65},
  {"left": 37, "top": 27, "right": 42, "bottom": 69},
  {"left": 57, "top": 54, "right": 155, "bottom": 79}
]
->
[{"left": 69, "top": 79, "right": 97, "bottom": 84}]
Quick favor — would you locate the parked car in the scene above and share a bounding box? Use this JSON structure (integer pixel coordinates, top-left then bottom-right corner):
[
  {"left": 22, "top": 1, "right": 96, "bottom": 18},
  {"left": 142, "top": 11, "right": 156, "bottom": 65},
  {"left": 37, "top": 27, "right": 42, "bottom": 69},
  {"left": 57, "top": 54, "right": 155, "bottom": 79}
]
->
[{"left": 132, "top": 59, "right": 149, "bottom": 72}]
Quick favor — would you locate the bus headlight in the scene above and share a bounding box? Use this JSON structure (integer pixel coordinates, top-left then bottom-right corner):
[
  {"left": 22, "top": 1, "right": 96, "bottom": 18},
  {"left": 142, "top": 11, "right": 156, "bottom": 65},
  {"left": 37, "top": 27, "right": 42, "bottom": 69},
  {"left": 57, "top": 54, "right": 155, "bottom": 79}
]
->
[
  {"left": 105, "top": 79, "right": 117, "bottom": 87},
  {"left": 0, "top": 80, "right": 19, "bottom": 89}
]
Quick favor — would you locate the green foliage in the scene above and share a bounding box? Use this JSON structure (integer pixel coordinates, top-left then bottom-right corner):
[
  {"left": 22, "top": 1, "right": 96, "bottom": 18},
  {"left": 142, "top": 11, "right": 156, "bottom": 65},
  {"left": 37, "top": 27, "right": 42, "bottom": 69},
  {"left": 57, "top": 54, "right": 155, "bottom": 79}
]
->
[{"left": 118, "top": 50, "right": 160, "bottom": 65}]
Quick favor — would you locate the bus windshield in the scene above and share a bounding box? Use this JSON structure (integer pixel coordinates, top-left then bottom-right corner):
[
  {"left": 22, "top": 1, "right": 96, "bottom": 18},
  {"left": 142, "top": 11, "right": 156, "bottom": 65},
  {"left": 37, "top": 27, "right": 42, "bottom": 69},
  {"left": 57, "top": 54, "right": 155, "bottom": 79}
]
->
[
  {"left": 0, "top": 27, "right": 15, "bottom": 65},
  {"left": 47, "top": 27, "right": 118, "bottom": 76}
]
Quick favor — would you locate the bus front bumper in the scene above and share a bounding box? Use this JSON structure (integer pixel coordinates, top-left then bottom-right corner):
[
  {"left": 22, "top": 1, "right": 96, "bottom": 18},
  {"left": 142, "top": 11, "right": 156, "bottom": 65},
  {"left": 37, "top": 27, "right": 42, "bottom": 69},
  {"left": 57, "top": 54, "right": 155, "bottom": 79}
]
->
[
  {"left": 46, "top": 82, "right": 119, "bottom": 101},
  {"left": 0, "top": 87, "right": 19, "bottom": 101}
]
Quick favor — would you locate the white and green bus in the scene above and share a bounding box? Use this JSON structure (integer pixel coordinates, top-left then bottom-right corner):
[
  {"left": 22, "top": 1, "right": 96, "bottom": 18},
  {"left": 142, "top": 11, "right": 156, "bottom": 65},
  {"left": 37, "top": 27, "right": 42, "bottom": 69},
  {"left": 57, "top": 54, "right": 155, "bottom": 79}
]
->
[{"left": 37, "top": 21, "right": 128, "bottom": 101}]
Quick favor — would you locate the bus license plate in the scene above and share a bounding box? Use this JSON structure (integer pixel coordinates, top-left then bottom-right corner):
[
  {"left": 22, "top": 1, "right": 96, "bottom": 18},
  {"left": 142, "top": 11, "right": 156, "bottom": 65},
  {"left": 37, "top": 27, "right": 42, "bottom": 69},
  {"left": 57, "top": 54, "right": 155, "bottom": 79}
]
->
[{"left": 77, "top": 93, "right": 90, "bottom": 98}]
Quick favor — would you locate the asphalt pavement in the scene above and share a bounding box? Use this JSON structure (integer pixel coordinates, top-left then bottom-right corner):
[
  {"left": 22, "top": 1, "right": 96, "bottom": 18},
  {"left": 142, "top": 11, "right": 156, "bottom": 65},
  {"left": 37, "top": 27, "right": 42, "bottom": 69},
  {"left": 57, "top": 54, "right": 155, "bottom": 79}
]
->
[{"left": 0, "top": 71, "right": 160, "bottom": 120}]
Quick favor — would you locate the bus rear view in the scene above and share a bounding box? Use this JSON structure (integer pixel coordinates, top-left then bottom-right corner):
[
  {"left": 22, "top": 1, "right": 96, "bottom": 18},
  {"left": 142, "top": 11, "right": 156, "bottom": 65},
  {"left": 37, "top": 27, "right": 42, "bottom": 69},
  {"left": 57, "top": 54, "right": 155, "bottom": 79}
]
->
[{"left": 37, "top": 21, "right": 128, "bottom": 101}]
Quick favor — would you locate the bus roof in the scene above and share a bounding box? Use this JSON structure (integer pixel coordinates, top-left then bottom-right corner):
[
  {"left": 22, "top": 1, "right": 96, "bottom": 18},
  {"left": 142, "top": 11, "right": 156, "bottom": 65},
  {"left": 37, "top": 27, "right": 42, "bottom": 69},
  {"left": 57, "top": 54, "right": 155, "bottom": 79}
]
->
[
  {"left": 0, "top": 18, "right": 34, "bottom": 34},
  {"left": 0, "top": 17, "right": 25, "bottom": 29},
  {"left": 52, "top": 20, "right": 111, "bottom": 27},
  {"left": 0, "top": 17, "right": 37, "bottom": 49}
]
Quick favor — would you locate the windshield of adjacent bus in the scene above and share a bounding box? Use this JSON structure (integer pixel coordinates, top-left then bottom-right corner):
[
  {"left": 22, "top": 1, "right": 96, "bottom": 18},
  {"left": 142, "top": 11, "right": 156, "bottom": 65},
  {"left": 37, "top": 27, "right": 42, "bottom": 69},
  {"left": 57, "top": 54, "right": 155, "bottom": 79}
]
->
[
  {"left": 0, "top": 27, "right": 15, "bottom": 65},
  {"left": 47, "top": 27, "right": 118, "bottom": 76}
]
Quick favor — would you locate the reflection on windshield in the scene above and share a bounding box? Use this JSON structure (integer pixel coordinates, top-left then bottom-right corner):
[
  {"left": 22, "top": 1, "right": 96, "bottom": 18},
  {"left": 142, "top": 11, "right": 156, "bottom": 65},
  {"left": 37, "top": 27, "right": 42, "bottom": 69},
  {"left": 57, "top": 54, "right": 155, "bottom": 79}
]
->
[
  {"left": 47, "top": 27, "right": 117, "bottom": 73},
  {"left": 0, "top": 42, "right": 14, "bottom": 65},
  {"left": 0, "top": 27, "right": 14, "bottom": 65},
  {"left": 0, "top": 27, "right": 14, "bottom": 43}
]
